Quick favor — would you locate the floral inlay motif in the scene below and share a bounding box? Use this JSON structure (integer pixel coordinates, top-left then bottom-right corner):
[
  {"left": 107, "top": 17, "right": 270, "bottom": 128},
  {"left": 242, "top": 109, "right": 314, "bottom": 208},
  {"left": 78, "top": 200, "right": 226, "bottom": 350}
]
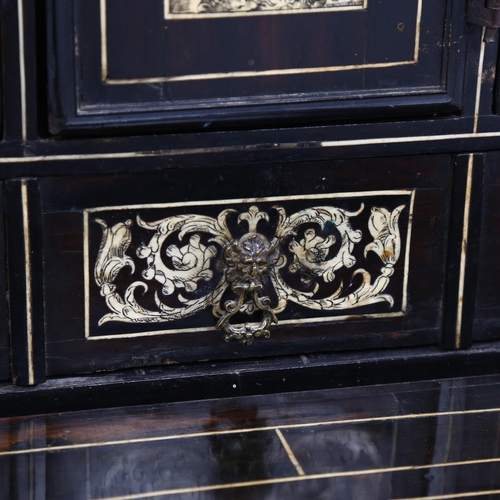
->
[{"left": 93, "top": 200, "right": 407, "bottom": 344}]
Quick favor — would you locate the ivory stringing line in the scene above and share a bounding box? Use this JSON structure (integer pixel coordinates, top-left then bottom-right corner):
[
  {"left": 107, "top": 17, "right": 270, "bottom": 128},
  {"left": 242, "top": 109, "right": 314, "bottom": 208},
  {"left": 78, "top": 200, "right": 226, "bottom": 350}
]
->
[{"left": 2, "top": 405, "right": 500, "bottom": 457}]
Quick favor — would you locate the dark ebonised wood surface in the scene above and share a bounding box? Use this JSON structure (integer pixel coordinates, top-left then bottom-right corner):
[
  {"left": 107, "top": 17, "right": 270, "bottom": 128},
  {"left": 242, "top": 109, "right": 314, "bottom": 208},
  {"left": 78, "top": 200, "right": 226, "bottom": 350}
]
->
[
  {"left": 1, "top": 342, "right": 500, "bottom": 419},
  {"left": 2, "top": 374, "right": 500, "bottom": 499},
  {"left": 473, "top": 150, "right": 500, "bottom": 342},
  {"left": 0, "top": 0, "right": 499, "bottom": 414},
  {"left": 0, "top": 184, "right": 9, "bottom": 381},
  {"left": 47, "top": 0, "right": 468, "bottom": 135},
  {"left": 35, "top": 154, "right": 451, "bottom": 376},
  {"left": 5, "top": 179, "right": 45, "bottom": 385}
]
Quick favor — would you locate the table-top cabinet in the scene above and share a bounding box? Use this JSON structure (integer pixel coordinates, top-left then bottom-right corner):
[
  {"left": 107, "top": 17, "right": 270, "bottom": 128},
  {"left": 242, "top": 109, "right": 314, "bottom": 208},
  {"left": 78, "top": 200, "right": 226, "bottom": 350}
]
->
[{"left": 0, "top": 0, "right": 498, "bottom": 412}]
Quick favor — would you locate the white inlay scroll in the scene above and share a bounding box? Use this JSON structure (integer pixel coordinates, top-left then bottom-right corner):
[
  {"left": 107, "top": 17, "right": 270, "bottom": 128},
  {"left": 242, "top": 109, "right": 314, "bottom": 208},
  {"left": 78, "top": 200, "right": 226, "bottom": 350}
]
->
[
  {"left": 165, "top": 0, "right": 364, "bottom": 18},
  {"left": 92, "top": 201, "right": 407, "bottom": 344}
]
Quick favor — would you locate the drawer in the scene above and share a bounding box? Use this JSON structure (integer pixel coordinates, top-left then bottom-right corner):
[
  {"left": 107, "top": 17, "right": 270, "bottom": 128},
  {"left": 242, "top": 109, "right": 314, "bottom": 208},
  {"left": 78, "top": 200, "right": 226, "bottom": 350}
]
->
[
  {"left": 47, "top": 0, "right": 467, "bottom": 134},
  {"left": 6, "top": 154, "right": 453, "bottom": 377}
]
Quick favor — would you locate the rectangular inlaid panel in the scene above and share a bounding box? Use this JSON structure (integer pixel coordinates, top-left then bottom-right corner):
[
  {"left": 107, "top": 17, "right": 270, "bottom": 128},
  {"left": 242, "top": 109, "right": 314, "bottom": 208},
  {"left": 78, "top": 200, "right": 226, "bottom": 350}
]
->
[
  {"left": 93, "top": 0, "right": 422, "bottom": 82},
  {"left": 47, "top": 0, "right": 465, "bottom": 133},
  {"left": 39, "top": 155, "right": 450, "bottom": 376},
  {"left": 84, "top": 191, "right": 414, "bottom": 341}
]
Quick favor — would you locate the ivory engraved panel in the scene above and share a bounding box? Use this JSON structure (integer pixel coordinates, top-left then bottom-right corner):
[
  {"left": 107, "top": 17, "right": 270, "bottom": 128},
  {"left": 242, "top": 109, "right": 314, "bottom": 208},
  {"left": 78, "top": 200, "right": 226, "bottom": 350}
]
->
[
  {"left": 165, "top": 0, "right": 365, "bottom": 18},
  {"left": 85, "top": 191, "right": 414, "bottom": 343}
]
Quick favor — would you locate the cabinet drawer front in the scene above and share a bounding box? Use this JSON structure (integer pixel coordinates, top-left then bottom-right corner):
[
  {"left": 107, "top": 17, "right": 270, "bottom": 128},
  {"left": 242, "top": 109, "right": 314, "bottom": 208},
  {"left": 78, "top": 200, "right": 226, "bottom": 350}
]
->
[{"left": 29, "top": 155, "right": 451, "bottom": 376}]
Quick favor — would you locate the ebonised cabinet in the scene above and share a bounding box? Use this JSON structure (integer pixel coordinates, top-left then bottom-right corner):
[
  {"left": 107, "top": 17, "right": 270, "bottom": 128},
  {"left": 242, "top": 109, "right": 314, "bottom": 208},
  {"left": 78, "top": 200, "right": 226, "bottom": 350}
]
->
[{"left": 0, "top": 0, "right": 500, "bottom": 414}]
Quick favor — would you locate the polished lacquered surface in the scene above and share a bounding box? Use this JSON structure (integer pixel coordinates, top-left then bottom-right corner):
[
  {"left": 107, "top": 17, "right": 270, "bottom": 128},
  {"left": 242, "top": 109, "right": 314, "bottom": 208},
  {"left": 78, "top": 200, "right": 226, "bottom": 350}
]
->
[{"left": 3, "top": 375, "right": 500, "bottom": 499}]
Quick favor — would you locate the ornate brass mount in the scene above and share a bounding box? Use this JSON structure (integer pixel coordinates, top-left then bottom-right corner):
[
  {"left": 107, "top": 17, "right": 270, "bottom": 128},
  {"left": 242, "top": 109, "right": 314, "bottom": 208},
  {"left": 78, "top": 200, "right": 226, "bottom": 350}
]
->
[{"left": 216, "top": 228, "right": 280, "bottom": 345}]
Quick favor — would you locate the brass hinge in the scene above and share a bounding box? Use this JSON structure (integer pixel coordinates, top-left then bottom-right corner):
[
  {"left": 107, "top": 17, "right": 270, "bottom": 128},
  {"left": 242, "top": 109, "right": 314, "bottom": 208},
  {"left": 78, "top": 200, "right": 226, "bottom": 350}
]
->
[{"left": 468, "top": 0, "right": 500, "bottom": 42}]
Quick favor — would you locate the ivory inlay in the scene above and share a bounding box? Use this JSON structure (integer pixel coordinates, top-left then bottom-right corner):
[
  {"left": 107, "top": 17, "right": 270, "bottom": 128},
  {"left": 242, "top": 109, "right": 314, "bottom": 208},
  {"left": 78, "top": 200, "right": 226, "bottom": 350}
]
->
[
  {"left": 87, "top": 192, "right": 412, "bottom": 342},
  {"left": 165, "top": 0, "right": 365, "bottom": 18}
]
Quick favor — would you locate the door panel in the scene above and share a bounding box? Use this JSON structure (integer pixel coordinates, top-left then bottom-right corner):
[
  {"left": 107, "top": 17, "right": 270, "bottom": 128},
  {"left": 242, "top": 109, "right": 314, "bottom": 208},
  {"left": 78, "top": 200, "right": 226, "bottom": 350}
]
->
[{"left": 47, "top": 0, "right": 467, "bottom": 134}]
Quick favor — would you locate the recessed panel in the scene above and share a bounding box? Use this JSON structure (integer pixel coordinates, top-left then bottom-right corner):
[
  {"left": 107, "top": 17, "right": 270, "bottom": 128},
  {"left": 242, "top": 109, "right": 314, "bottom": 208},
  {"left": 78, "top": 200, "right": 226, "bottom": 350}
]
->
[
  {"left": 47, "top": 0, "right": 465, "bottom": 133},
  {"left": 85, "top": 191, "right": 413, "bottom": 341},
  {"left": 39, "top": 155, "right": 450, "bottom": 376}
]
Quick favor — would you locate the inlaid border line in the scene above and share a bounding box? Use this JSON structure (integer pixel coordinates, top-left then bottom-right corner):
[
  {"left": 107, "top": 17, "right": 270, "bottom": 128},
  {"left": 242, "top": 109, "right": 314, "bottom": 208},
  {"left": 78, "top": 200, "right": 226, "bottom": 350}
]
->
[
  {"left": 84, "top": 189, "right": 414, "bottom": 213},
  {"left": 83, "top": 189, "right": 414, "bottom": 340},
  {"left": 402, "top": 189, "right": 416, "bottom": 313},
  {"left": 2, "top": 405, "right": 499, "bottom": 457},
  {"left": 455, "top": 155, "right": 474, "bottom": 348},
  {"left": 394, "top": 489, "right": 500, "bottom": 500},
  {"left": 88, "top": 459, "right": 500, "bottom": 500},
  {"left": 275, "top": 429, "right": 306, "bottom": 476},
  {"left": 17, "top": 0, "right": 27, "bottom": 142},
  {"left": 85, "top": 313, "right": 406, "bottom": 341},
  {"left": 21, "top": 180, "right": 34, "bottom": 385},
  {"left": 413, "top": 0, "right": 422, "bottom": 61},
  {"left": 3, "top": 130, "right": 500, "bottom": 164},
  {"left": 83, "top": 209, "right": 90, "bottom": 342},
  {"left": 100, "top": 0, "right": 108, "bottom": 81},
  {"left": 101, "top": 0, "right": 422, "bottom": 84},
  {"left": 473, "top": 27, "right": 487, "bottom": 134},
  {"left": 104, "top": 61, "right": 417, "bottom": 85}
]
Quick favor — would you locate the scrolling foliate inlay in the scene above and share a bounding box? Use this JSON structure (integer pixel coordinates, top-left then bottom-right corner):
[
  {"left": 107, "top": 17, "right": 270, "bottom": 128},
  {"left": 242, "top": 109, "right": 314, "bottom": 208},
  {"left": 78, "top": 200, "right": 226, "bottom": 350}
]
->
[{"left": 90, "top": 194, "right": 412, "bottom": 345}]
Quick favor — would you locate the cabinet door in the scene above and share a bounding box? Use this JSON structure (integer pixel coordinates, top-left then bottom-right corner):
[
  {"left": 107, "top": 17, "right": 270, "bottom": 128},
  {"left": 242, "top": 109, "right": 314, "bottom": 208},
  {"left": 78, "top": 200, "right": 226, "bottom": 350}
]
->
[
  {"left": 47, "top": 0, "right": 467, "bottom": 134},
  {"left": 24, "top": 154, "right": 452, "bottom": 376}
]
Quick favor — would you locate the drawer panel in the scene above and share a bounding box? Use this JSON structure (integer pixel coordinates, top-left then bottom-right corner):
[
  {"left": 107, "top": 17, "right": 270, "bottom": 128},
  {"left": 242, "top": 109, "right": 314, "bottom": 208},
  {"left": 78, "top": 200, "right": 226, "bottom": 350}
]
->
[
  {"left": 85, "top": 191, "right": 413, "bottom": 339},
  {"left": 33, "top": 155, "right": 451, "bottom": 376}
]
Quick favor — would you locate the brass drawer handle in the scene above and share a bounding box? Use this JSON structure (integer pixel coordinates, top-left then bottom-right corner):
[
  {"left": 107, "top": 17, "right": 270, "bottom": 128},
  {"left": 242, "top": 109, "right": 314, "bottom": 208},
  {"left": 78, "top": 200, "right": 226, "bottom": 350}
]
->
[{"left": 217, "top": 229, "right": 279, "bottom": 345}]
